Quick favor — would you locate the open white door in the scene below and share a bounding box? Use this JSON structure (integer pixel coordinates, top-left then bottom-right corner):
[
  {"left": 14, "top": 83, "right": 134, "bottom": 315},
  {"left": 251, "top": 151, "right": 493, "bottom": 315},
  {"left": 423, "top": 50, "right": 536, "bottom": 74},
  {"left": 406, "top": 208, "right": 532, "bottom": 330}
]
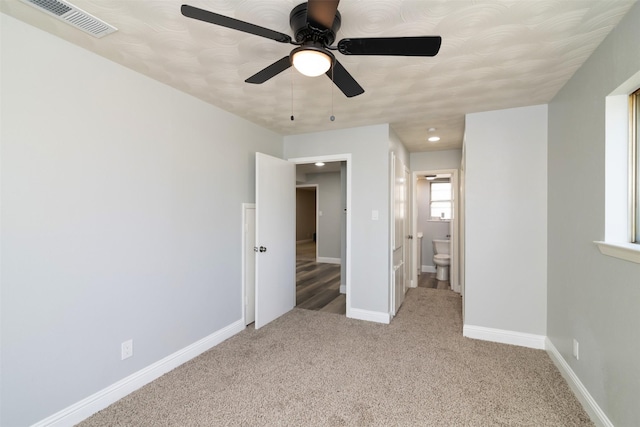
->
[
  {"left": 255, "top": 153, "right": 296, "bottom": 329},
  {"left": 403, "top": 165, "right": 411, "bottom": 291},
  {"left": 392, "top": 152, "right": 406, "bottom": 315}
]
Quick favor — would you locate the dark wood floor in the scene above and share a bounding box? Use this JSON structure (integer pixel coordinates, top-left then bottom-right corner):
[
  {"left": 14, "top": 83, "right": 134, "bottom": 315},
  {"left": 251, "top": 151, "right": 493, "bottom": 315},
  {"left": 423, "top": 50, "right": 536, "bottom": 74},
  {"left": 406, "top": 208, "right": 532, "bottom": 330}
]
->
[
  {"left": 296, "top": 242, "right": 450, "bottom": 313},
  {"left": 296, "top": 241, "right": 345, "bottom": 314},
  {"left": 417, "top": 271, "right": 451, "bottom": 290}
]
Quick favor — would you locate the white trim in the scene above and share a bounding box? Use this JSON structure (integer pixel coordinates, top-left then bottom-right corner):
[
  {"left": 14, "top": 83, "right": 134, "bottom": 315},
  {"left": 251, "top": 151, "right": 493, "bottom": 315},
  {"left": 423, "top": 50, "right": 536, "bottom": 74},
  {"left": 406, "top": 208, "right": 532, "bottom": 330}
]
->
[
  {"left": 317, "top": 256, "right": 340, "bottom": 264},
  {"left": 422, "top": 265, "right": 436, "bottom": 273},
  {"left": 349, "top": 308, "right": 391, "bottom": 324},
  {"left": 463, "top": 324, "right": 546, "bottom": 350},
  {"left": 546, "top": 339, "right": 613, "bottom": 427},
  {"left": 594, "top": 241, "right": 640, "bottom": 264},
  {"left": 33, "top": 320, "right": 245, "bottom": 427}
]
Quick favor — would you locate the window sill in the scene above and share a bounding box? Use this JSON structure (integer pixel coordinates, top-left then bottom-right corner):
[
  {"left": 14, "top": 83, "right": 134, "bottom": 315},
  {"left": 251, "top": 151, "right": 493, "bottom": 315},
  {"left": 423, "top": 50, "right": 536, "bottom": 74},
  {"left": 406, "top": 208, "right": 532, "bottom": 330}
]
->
[{"left": 594, "top": 241, "right": 640, "bottom": 264}]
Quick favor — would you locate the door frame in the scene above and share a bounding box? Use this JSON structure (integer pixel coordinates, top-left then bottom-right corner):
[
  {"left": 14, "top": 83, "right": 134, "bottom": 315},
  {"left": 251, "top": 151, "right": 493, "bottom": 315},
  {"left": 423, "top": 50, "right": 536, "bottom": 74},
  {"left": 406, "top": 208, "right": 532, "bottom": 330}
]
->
[
  {"left": 295, "top": 184, "right": 319, "bottom": 261},
  {"left": 411, "top": 168, "right": 460, "bottom": 294},
  {"left": 241, "top": 203, "right": 255, "bottom": 325},
  {"left": 288, "top": 154, "right": 352, "bottom": 318}
]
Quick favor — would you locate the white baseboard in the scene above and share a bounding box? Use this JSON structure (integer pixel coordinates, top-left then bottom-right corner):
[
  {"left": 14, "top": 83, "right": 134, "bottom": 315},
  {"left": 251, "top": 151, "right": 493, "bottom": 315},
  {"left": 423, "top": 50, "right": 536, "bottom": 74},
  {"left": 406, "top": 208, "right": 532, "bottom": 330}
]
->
[
  {"left": 339, "top": 284, "right": 346, "bottom": 294},
  {"left": 348, "top": 308, "right": 390, "bottom": 324},
  {"left": 463, "top": 324, "right": 546, "bottom": 350},
  {"left": 546, "top": 339, "right": 613, "bottom": 427},
  {"left": 317, "top": 257, "right": 340, "bottom": 264},
  {"left": 422, "top": 265, "right": 436, "bottom": 273},
  {"left": 33, "top": 319, "right": 246, "bottom": 427}
]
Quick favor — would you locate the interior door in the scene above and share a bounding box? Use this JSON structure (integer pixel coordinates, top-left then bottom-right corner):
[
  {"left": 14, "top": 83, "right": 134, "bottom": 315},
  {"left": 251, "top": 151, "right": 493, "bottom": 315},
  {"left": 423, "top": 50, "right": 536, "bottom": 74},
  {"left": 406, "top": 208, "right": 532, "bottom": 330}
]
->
[
  {"left": 392, "top": 153, "right": 406, "bottom": 315},
  {"left": 403, "top": 166, "right": 411, "bottom": 291},
  {"left": 255, "top": 153, "right": 296, "bottom": 329}
]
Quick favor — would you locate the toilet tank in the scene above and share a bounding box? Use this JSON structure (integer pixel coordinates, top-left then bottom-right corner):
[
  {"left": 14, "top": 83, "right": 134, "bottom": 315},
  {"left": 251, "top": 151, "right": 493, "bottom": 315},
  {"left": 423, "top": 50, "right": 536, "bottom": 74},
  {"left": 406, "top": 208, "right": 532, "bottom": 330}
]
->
[{"left": 432, "top": 239, "right": 450, "bottom": 255}]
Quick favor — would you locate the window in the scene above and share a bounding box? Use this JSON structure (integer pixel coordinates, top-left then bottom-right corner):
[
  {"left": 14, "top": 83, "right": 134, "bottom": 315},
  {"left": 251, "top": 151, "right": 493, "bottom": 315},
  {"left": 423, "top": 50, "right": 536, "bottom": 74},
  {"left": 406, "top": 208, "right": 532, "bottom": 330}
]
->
[
  {"left": 596, "top": 78, "right": 640, "bottom": 264},
  {"left": 430, "top": 182, "right": 451, "bottom": 220},
  {"left": 632, "top": 88, "right": 639, "bottom": 243}
]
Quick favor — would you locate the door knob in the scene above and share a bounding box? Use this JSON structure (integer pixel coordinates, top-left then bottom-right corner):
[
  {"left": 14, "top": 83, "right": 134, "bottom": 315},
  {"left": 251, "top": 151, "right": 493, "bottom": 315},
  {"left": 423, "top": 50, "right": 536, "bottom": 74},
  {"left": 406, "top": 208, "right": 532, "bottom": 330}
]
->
[
  {"left": 259, "top": 246, "right": 267, "bottom": 252},
  {"left": 407, "top": 235, "right": 413, "bottom": 239}
]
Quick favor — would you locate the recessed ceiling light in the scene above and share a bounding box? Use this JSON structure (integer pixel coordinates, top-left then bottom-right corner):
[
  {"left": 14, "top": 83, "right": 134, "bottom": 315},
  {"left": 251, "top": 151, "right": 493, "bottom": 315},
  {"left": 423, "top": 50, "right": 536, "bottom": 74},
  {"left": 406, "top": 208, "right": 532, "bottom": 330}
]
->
[
  {"left": 428, "top": 127, "right": 436, "bottom": 132},
  {"left": 428, "top": 136, "right": 440, "bottom": 142},
  {"left": 315, "top": 162, "right": 325, "bottom": 166},
  {"left": 425, "top": 175, "right": 437, "bottom": 180}
]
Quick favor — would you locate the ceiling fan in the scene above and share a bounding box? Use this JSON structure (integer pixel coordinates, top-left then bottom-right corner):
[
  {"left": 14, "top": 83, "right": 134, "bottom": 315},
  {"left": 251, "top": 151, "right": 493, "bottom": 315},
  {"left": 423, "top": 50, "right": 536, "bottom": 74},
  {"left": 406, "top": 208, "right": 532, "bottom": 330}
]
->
[{"left": 181, "top": 0, "right": 442, "bottom": 98}]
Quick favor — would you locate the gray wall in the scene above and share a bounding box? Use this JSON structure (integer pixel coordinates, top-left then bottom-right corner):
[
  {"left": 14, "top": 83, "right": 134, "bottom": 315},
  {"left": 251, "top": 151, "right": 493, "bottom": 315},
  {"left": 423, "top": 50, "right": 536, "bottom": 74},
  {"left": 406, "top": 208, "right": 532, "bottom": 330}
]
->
[
  {"left": 303, "top": 172, "right": 342, "bottom": 259},
  {"left": 547, "top": 3, "right": 640, "bottom": 425},
  {"left": 1, "top": 15, "right": 282, "bottom": 426},
  {"left": 411, "top": 149, "right": 462, "bottom": 171},
  {"left": 464, "top": 105, "right": 548, "bottom": 336},
  {"left": 296, "top": 188, "right": 316, "bottom": 241},
  {"left": 389, "top": 127, "right": 410, "bottom": 166},
  {"left": 284, "top": 125, "right": 392, "bottom": 313}
]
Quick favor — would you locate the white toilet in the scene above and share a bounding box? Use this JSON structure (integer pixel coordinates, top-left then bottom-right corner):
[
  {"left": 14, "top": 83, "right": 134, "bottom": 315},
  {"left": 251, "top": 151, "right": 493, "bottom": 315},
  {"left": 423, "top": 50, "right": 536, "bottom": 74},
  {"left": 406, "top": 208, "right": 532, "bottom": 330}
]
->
[{"left": 432, "top": 239, "right": 450, "bottom": 281}]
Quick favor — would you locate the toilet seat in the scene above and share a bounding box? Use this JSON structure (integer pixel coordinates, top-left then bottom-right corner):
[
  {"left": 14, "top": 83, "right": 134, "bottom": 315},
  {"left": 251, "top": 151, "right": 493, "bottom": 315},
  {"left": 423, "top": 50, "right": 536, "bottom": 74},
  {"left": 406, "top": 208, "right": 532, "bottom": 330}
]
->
[{"left": 433, "top": 254, "right": 450, "bottom": 264}]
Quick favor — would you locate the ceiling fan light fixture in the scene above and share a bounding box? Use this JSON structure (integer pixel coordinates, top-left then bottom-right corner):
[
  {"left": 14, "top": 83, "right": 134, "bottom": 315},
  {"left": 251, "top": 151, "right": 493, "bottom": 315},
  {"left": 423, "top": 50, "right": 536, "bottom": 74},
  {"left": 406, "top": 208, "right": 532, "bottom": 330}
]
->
[{"left": 291, "top": 46, "right": 333, "bottom": 77}]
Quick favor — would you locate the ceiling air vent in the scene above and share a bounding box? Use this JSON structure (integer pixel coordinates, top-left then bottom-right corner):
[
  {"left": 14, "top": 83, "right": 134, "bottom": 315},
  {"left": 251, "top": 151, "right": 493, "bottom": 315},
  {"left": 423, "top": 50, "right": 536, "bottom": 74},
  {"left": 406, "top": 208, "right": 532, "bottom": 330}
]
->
[{"left": 20, "top": 0, "right": 117, "bottom": 38}]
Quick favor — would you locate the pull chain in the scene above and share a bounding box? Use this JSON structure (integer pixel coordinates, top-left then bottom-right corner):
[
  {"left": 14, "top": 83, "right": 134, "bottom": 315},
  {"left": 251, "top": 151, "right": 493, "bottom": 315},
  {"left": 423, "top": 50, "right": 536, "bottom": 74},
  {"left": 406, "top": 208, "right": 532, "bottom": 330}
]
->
[
  {"left": 290, "top": 67, "right": 295, "bottom": 121},
  {"left": 330, "top": 63, "right": 335, "bottom": 122}
]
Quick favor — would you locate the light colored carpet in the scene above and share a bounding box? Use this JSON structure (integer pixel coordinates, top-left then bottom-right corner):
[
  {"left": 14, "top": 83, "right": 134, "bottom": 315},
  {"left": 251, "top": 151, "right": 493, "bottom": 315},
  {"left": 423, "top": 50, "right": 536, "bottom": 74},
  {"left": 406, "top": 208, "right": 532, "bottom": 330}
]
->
[{"left": 79, "top": 288, "right": 592, "bottom": 426}]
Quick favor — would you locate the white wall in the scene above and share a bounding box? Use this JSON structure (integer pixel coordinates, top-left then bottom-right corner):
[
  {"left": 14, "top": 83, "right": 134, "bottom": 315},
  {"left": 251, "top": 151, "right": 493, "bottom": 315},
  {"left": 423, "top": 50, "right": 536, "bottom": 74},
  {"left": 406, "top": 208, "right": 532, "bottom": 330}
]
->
[
  {"left": 303, "top": 172, "right": 341, "bottom": 259},
  {"left": 0, "top": 15, "right": 282, "bottom": 426},
  {"left": 464, "top": 105, "right": 548, "bottom": 336},
  {"left": 547, "top": 2, "right": 640, "bottom": 425},
  {"left": 284, "top": 125, "right": 391, "bottom": 315},
  {"left": 389, "top": 127, "right": 410, "bottom": 166}
]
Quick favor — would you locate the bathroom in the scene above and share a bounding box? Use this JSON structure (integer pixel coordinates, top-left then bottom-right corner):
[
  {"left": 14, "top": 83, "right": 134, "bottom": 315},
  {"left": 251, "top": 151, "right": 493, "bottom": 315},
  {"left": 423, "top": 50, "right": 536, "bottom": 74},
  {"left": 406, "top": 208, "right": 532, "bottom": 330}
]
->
[{"left": 416, "top": 173, "right": 455, "bottom": 290}]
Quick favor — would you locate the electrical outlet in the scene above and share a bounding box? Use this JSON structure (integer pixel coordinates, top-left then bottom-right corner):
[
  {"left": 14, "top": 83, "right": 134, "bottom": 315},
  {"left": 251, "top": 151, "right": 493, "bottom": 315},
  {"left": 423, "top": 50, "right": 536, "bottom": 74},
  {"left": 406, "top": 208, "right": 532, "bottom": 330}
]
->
[
  {"left": 121, "top": 339, "right": 133, "bottom": 360},
  {"left": 572, "top": 339, "right": 579, "bottom": 360}
]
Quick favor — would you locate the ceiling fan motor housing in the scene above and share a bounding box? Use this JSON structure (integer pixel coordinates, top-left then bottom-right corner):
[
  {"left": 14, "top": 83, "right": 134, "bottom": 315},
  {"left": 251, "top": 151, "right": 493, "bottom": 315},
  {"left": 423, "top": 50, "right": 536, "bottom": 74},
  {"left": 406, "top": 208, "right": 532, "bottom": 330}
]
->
[{"left": 289, "top": 2, "right": 341, "bottom": 46}]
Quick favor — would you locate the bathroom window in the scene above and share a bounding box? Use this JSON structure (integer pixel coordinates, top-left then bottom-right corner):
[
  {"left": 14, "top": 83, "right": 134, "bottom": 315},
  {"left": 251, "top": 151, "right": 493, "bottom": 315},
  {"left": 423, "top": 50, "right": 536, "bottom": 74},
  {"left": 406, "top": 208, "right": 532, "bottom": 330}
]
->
[{"left": 430, "top": 182, "right": 452, "bottom": 220}]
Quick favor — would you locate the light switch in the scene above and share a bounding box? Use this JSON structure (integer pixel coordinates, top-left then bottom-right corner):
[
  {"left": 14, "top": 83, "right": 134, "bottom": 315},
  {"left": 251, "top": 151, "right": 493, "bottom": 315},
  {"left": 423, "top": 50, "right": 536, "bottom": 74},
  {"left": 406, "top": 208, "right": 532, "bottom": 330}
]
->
[
  {"left": 319, "top": 211, "right": 323, "bottom": 216},
  {"left": 371, "top": 210, "right": 379, "bottom": 220}
]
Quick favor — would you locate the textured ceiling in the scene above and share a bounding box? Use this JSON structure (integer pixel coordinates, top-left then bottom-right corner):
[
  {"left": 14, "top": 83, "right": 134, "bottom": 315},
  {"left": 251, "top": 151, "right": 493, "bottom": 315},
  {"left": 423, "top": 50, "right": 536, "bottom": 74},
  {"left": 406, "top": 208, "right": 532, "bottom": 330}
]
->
[{"left": 2, "top": 0, "right": 636, "bottom": 152}]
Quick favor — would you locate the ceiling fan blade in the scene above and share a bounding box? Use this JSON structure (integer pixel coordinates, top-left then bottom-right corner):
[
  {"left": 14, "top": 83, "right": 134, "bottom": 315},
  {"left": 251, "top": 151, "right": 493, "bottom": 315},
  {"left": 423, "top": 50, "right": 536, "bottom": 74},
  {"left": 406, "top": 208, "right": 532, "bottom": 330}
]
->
[
  {"left": 245, "top": 56, "right": 292, "bottom": 84},
  {"left": 337, "top": 36, "right": 442, "bottom": 56},
  {"left": 307, "top": 0, "right": 340, "bottom": 30},
  {"left": 326, "top": 59, "right": 364, "bottom": 98},
  {"left": 181, "top": 4, "right": 292, "bottom": 43}
]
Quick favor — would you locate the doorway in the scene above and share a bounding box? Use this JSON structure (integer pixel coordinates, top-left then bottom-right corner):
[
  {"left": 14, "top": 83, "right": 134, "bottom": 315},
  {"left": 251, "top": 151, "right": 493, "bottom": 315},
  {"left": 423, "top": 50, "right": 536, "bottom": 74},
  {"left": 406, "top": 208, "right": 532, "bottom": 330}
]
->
[
  {"left": 295, "top": 163, "right": 345, "bottom": 313},
  {"left": 412, "top": 169, "right": 460, "bottom": 294},
  {"left": 244, "top": 153, "right": 352, "bottom": 328},
  {"left": 289, "top": 154, "right": 352, "bottom": 317}
]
